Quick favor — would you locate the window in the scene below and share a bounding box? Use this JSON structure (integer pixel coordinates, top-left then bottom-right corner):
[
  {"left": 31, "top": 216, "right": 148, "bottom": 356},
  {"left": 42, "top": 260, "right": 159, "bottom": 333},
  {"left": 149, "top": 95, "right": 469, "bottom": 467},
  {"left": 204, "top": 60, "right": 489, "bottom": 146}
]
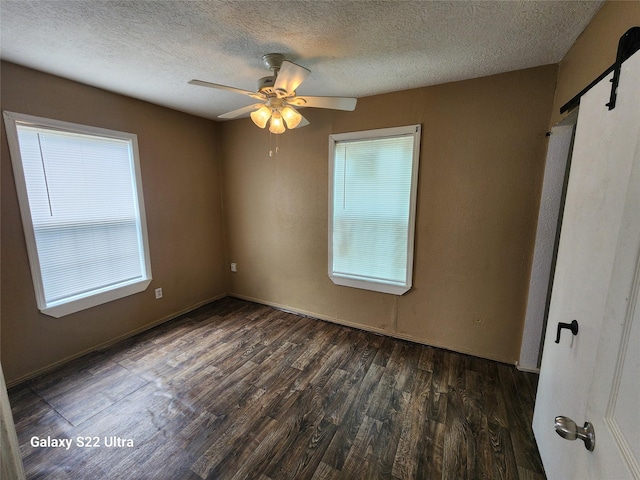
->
[
  {"left": 328, "top": 124, "right": 421, "bottom": 295},
  {"left": 3, "top": 111, "right": 152, "bottom": 318}
]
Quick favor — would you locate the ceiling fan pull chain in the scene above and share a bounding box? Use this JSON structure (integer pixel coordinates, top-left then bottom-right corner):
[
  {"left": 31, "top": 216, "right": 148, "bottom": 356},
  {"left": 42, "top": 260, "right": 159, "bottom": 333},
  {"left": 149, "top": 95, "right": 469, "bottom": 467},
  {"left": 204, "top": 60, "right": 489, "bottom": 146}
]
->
[
  {"left": 268, "top": 131, "right": 280, "bottom": 157},
  {"left": 269, "top": 131, "right": 275, "bottom": 157}
]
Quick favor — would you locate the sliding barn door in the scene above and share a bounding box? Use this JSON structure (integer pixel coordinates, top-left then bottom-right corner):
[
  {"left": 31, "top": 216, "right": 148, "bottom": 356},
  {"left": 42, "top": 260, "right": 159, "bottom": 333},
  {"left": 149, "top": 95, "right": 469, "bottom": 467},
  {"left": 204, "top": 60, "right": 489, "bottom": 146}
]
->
[{"left": 533, "top": 50, "right": 640, "bottom": 479}]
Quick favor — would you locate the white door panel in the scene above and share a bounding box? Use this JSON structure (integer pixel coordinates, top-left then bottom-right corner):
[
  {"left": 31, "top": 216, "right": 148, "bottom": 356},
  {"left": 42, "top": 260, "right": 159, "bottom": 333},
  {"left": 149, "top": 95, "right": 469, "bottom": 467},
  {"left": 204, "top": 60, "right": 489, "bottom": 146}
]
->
[
  {"left": 578, "top": 113, "right": 640, "bottom": 479},
  {"left": 533, "top": 50, "right": 640, "bottom": 479}
]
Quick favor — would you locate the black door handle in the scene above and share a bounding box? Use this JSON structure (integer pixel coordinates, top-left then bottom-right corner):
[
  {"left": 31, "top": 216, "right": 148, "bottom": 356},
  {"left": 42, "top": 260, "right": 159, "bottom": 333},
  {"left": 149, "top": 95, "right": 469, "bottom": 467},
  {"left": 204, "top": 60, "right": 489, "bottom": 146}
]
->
[{"left": 555, "top": 320, "right": 579, "bottom": 344}]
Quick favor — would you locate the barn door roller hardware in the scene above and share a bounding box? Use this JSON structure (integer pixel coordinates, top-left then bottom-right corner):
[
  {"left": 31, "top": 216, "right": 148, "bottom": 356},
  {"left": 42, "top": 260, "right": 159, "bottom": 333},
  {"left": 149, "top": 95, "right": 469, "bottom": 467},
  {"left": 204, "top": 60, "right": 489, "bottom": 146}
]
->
[{"left": 560, "top": 26, "right": 640, "bottom": 114}]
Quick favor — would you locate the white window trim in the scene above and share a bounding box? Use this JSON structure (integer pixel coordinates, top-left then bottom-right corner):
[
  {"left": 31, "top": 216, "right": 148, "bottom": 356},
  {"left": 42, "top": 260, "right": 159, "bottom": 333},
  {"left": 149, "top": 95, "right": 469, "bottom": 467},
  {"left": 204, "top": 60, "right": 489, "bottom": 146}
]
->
[
  {"left": 3, "top": 111, "right": 152, "bottom": 318},
  {"left": 328, "top": 124, "right": 421, "bottom": 295}
]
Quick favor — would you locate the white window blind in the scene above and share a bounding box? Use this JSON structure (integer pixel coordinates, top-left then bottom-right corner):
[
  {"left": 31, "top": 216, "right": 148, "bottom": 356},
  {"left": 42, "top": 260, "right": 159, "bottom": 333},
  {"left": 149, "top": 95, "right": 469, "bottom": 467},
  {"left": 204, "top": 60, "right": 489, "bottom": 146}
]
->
[
  {"left": 3, "top": 112, "right": 152, "bottom": 317},
  {"left": 329, "top": 125, "right": 421, "bottom": 295}
]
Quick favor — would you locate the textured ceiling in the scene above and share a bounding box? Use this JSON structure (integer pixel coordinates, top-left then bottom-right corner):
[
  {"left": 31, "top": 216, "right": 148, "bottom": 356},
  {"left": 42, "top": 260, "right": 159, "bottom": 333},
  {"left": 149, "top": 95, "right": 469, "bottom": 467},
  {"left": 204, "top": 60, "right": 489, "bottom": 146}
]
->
[{"left": 1, "top": 0, "right": 603, "bottom": 121}]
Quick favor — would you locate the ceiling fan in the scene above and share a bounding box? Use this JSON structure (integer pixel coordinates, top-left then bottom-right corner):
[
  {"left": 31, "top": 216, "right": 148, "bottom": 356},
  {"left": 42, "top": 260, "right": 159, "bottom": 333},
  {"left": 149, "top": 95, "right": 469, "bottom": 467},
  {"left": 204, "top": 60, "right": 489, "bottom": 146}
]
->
[{"left": 189, "top": 53, "right": 357, "bottom": 134}]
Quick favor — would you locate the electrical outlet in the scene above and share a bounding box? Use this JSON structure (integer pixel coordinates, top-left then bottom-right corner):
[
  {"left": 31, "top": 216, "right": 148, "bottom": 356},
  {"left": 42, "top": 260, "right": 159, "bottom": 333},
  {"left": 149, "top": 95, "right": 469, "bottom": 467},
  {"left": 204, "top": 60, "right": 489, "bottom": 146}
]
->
[
  {"left": 155, "top": 288, "right": 163, "bottom": 299},
  {"left": 230, "top": 263, "right": 237, "bottom": 272}
]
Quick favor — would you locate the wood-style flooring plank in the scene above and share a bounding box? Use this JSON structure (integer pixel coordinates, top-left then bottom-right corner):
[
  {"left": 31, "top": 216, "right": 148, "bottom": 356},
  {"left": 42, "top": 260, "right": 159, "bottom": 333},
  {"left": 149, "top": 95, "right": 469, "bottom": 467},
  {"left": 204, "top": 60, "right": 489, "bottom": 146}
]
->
[
  {"left": 497, "top": 364, "right": 546, "bottom": 475},
  {"left": 320, "top": 362, "right": 385, "bottom": 472},
  {"left": 392, "top": 369, "right": 432, "bottom": 479},
  {"left": 8, "top": 297, "right": 546, "bottom": 480},
  {"left": 369, "top": 386, "right": 406, "bottom": 479},
  {"left": 30, "top": 361, "right": 148, "bottom": 426}
]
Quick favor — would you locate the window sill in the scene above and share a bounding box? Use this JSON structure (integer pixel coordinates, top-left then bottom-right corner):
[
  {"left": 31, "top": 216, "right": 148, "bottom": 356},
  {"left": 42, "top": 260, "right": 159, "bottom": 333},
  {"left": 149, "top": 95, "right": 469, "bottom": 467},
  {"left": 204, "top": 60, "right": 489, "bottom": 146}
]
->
[
  {"left": 40, "top": 278, "right": 152, "bottom": 318},
  {"left": 329, "top": 274, "right": 411, "bottom": 295}
]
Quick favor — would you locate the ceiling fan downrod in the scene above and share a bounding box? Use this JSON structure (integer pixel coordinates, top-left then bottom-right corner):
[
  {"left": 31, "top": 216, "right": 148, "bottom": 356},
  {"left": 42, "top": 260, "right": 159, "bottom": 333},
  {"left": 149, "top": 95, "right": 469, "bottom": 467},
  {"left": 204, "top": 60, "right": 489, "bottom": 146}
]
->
[{"left": 257, "top": 54, "right": 286, "bottom": 96}]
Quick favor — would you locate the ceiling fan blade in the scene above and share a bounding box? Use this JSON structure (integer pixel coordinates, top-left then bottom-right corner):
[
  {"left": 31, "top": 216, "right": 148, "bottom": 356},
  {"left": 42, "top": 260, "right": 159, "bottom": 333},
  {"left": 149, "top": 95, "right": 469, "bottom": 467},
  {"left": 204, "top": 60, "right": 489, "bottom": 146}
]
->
[
  {"left": 288, "top": 95, "right": 357, "bottom": 111},
  {"left": 274, "top": 61, "right": 310, "bottom": 96},
  {"left": 294, "top": 115, "right": 310, "bottom": 129},
  {"left": 188, "top": 79, "right": 265, "bottom": 100},
  {"left": 218, "top": 103, "right": 265, "bottom": 119}
]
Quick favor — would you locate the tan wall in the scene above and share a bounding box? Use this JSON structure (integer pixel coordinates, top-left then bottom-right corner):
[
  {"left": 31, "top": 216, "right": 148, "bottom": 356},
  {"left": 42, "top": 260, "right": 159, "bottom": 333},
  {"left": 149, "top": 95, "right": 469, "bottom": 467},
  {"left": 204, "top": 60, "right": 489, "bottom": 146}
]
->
[
  {"left": 222, "top": 64, "right": 557, "bottom": 364},
  {"left": 1, "top": 62, "right": 227, "bottom": 384},
  {"left": 551, "top": 1, "right": 640, "bottom": 126}
]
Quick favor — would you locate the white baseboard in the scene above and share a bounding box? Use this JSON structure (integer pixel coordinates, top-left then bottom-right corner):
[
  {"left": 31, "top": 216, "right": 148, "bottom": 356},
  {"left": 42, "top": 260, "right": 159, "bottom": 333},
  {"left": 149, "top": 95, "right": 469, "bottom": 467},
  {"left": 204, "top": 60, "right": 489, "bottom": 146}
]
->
[{"left": 515, "top": 362, "right": 540, "bottom": 374}]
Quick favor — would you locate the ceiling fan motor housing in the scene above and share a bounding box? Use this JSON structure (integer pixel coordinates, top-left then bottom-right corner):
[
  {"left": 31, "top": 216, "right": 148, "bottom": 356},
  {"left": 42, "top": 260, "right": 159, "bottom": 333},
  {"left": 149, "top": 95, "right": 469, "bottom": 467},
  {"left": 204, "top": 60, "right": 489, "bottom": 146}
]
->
[{"left": 257, "top": 76, "right": 277, "bottom": 95}]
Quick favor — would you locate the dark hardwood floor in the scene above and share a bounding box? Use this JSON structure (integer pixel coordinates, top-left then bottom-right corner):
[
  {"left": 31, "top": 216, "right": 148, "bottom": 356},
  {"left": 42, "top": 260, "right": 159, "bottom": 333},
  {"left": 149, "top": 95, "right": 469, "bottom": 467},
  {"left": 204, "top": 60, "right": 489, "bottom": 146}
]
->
[{"left": 9, "top": 297, "right": 545, "bottom": 479}]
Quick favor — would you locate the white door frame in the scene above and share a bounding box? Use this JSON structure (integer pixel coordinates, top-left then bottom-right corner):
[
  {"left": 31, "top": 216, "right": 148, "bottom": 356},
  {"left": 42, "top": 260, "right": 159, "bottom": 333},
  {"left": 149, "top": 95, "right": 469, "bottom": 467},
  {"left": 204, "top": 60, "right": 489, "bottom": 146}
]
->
[
  {"left": 1, "top": 363, "right": 26, "bottom": 480},
  {"left": 519, "top": 111, "right": 577, "bottom": 372}
]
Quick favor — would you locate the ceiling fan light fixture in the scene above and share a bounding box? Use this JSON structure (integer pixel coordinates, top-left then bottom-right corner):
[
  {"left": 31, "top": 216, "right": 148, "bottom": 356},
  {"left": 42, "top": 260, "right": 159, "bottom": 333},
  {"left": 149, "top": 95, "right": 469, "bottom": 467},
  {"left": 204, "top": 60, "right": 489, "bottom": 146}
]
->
[
  {"left": 250, "top": 105, "right": 271, "bottom": 128},
  {"left": 281, "top": 105, "right": 302, "bottom": 129},
  {"left": 269, "top": 111, "right": 286, "bottom": 134}
]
